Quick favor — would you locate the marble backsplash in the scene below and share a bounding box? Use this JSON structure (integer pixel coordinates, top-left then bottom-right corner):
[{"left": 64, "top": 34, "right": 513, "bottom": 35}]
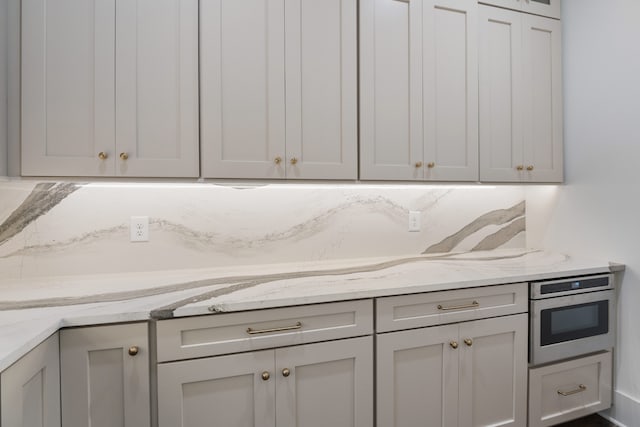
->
[{"left": 0, "top": 180, "right": 527, "bottom": 280}]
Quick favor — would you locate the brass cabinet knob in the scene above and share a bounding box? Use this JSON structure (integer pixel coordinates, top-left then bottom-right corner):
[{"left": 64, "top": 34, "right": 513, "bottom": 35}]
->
[
  {"left": 414, "top": 161, "right": 423, "bottom": 168},
  {"left": 427, "top": 162, "right": 435, "bottom": 169},
  {"left": 119, "top": 152, "right": 129, "bottom": 160},
  {"left": 450, "top": 341, "right": 458, "bottom": 349},
  {"left": 98, "top": 152, "right": 108, "bottom": 160},
  {"left": 516, "top": 165, "right": 524, "bottom": 171},
  {"left": 128, "top": 346, "right": 139, "bottom": 356},
  {"left": 464, "top": 338, "right": 473, "bottom": 347},
  {"left": 526, "top": 165, "right": 534, "bottom": 171},
  {"left": 261, "top": 371, "right": 271, "bottom": 381},
  {"left": 282, "top": 368, "right": 291, "bottom": 378},
  {"left": 274, "top": 156, "right": 282, "bottom": 165},
  {"left": 290, "top": 157, "right": 298, "bottom": 165}
]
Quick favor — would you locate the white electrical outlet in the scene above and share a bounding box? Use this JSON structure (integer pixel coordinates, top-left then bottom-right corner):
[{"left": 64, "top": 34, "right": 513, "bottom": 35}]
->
[
  {"left": 408, "top": 211, "right": 421, "bottom": 232},
  {"left": 130, "top": 216, "right": 149, "bottom": 242}
]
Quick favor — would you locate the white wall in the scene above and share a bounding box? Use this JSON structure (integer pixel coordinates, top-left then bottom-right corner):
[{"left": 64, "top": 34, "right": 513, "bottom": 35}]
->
[
  {"left": 0, "top": 0, "right": 8, "bottom": 176},
  {"left": 527, "top": 0, "right": 640, "bottom": 424}
]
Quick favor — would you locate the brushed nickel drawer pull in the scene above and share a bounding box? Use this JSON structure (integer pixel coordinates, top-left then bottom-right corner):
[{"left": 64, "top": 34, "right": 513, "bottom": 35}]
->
[
  {"left": 557, "top": 384, "right": 587, "bottom": 396},
  {"left": 437, "top": 301, "right": 479, "bottom": 311},
  {"left": 246, "top": 322, "right": 303, "bottom": 335}
]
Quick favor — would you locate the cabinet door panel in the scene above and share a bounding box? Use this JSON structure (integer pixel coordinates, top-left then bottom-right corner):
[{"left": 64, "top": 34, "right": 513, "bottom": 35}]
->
[
  {"left": 116, "top": 0, "right": 199, "bottom": 177},
  {"left": 1, "top": 333, "right": 60, "bottom": 427},
  {"left": 157, "top": 351, "right": 275, "bottom": 427},
  {"left": 360, "top": 0, "right": 422, "bottom": 180},
  {"left": 377, "top": 325, "right": 458, "bottom": 427},
  {"left": 479, "top": 5, "right": 524, "bottom": 182},
  {"left": 22, "top": 0, "right": 115, "bottom": 176},
  {"left": 201, "top": 0, "right": 286, "bottom": 179},
  {"left": 522, "top": 14, "right": 563, "bottom": 182},
  {"left": 423, "top": 0, "right": 479, "bottom": 181},
  {"left": 60, "top": 323, "right": 150, "bottom": 427},
  {"left": 285, "top": 0, "right": 357, "bottom": 179},
  {"left": 458, "top": 314, "right": 528, "bottom": 427},
  {"left": 276, "top": 336, "right": 373, "bottom": 427}
]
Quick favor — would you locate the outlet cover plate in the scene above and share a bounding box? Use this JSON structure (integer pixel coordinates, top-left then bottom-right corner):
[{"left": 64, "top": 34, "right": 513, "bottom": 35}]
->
[{"left": 130, "top": 216, "right": 149, "bottom": 242}]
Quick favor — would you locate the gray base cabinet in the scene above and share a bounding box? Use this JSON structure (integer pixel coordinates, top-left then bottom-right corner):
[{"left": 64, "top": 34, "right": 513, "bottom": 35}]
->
[
  {"left": 158, "top": 336, "right": 373, "bottom": 427},
  {"left": 60, "top": 323, "right": 150, "bottom": 427},
  {"left": 377, "top": 314, "right": 528, "bottom": 427},
  {"left": 0, "top": 333, "right": 60, "bottom": 427}
]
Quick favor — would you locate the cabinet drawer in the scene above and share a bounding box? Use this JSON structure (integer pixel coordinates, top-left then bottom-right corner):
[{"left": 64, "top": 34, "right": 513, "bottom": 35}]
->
[
  {"left": 156, "top": 300, "right": 373, "bottom": 362},
  {"left": 376, "top": 283, "right": 527, "bottom": 332},
  {"left": 528, "top": 351, "right": 612, "bottom": 427}
]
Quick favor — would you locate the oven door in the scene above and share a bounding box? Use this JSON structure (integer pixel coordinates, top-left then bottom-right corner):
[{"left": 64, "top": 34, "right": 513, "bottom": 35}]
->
[{"left": 530, "top": 290, "right": 615, "bottom": 366}]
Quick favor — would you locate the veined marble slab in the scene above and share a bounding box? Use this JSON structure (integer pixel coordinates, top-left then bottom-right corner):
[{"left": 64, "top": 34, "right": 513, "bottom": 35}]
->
[{"left": 0, "top": 248, "right": 620, "bottom": 372}]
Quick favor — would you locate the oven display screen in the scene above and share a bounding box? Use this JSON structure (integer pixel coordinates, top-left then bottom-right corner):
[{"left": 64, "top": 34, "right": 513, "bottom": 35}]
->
[{"left": 540, "top": 300, "right": 609, "bottom": 346}]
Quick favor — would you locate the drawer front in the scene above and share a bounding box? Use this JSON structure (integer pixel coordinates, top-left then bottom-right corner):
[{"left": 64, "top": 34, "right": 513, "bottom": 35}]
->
[
  {"left": 156, "top": 299, "right": 373, "bottom": 362},
  {"left": 528, "top": 351, "right": 612, "bottom": 427},
  {"left": 376, "top": 283, "right": 527, "bottom": 332}
]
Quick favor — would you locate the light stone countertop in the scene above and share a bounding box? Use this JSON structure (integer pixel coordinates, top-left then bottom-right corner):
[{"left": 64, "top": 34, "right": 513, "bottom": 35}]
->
[{"left": 0, "top": 248, "right": 622, "bottom": 372}]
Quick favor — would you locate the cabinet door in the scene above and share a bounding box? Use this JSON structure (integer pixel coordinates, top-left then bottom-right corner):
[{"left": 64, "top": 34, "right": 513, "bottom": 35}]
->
[
  {"left": 200, "top": 0, "right": 286, "bottom": 179},
  {"left": 276, "top": 336, "right": 373, "bottom": 427},
  {"left": 1, "top": 333, "right": 60, "bottom": 427},
  {"left": 359, "top": 0, "right": 422, "bottom": 180},
  {"left": 60, "top": 323, "right": 150, "bottom": 427},
  {"left": 377, "top": 325, "right": 458, "bottom": 427},
  {"left": 360, "top": 0, "right": 477, "bottom": 181},
  {"left": 479, "top": 5, "right": 525, "bottom": 182},
  {"left": 522, "top": 14, "right": 563, "bottom": 182},
  {"left": 284, "top": 0, "right": 357, "bottom": 180},
  {"left": 422, "top": 0, "right": 479, "bottom": 181},
  {"left": 21, "top": 0, "right": 116, "bottom": 176},
  {"left": 157, "top": 350, "right": 275, "bottom": 427},
  {"left": 458, "top": 313, "right": 528, "bottom": 427},
  {"left": 115, "top": 0, "right": 199, "bottom": 177}
]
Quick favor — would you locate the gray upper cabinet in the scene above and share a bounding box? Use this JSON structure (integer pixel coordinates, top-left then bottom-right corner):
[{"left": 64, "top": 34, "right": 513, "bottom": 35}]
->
[
  {"left": 360, "top": 0, "right": 479, "bottom": 182},
  {"left": 479, "top": 5, "right": 563, "bottom": 182},
  {"left": 200, "top": 0, "right": 357, "bottom": 180},
  {"left": 21, "top": 0, "right": 199, "bottom": 177}
]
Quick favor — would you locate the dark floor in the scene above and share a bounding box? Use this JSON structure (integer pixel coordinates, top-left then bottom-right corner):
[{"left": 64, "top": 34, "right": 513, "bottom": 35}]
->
[{"left": 556, "top": 414, "right": 614, "bottom": 426}]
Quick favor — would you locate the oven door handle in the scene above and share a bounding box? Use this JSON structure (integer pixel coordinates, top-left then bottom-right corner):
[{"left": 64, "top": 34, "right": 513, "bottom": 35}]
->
[{"left": 557, "top": 384, "right": 587, "bottom": 396}]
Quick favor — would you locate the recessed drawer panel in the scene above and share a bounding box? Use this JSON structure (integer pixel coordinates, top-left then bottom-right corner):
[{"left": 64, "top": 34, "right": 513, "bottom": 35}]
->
[
  {"left": 156, "top": 299, "right": 373, "bottom": 362},
  {"left": 376, "top": 283, "right": 527, "bottom": 332},
  {"left": 528, "top": 351, "right": 612, "bottom": 427}
]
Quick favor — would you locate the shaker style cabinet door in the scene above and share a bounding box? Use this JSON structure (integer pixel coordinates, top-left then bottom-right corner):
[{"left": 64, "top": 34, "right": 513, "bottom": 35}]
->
[
  {"left": 157, "top": 350, "right": 276, "bottom": 427},
  {"left": 201, "top": 0, "right": 357, "bottom": 180},
  {"left": 479, "top": 5, "right": 563, "bottom": 182},
  {"left": 114, "top": 0, "right": 199, "bottom": 177},
  {"left": 360, "top": 0, "right": 478, "bottom": 181},
  {"left": 376, "top": 325, "right": 459, "bottom": 427},
  {"left": 478, "top": 6, "right": 524, "bottom": 182},
  {"left": 21, "top": 0, "right": 199, "bottom": 177},
  {"left": 458, "top": 314, "right": 528, "bottom": 427},
  {"left": 275, "top": 337, "right": 373, "bottom": 427},
  {"left": 1, "top": 333, "right": 60, "bottom": 427},
  {"left": 60, "top": 323, "right": 150, "bottom": 427},
  {"left": 200, "top": 0, "right": 287, "bottom": 179},
  {"left": 283, "top": 0, "right": 358, "bottom": 180},
  {"left": 21, "top": 0, "right": 116, "bottom": 176},
  {"left": 521, "top": 13, "right": 563, "bottom": 182}
]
